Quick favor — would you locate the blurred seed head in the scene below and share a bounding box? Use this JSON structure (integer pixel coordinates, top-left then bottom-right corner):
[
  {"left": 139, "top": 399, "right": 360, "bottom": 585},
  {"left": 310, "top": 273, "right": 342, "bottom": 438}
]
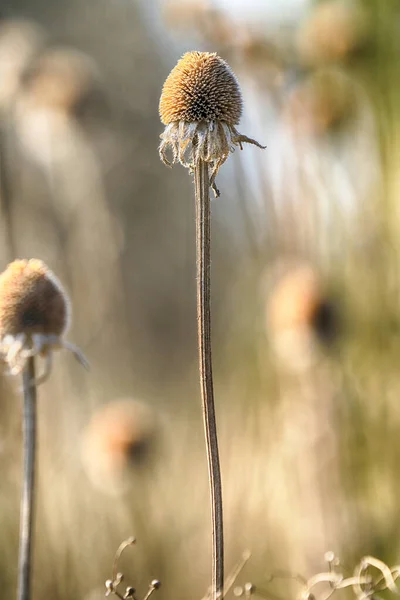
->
[
  {"left": 14, "top": 48, "right": 99, "bottom": 167},
  {"left": 21, "top": 47, "right": 98, "bottom": 114},
  {"left": 0, "top": 259, "right": 86, "bottom": 383},
  {"left": 159, "top": 51, "right": 264, "bottom": 195},
  {"left": 296, "top": 0, "right": 368, "bottom": 67},
  {"left": 162, "top": 1, "right": 236, "bottom": 54},
  {"left": 162, "top": 0, "right": 211, "bottom": 32},
  {"left": 0, "top": 19, "right": 44, "bottom": 109},
  {"left": 284, "top": 69, "right": 357, "bottom": 137},
  {"left": 196, "top": 9, "right": 236, "bottom": 52},
  {"left": 237, "top": 31, "right": 286, "bottom": 91},
  {"left": 81, "top": 399, "right": 158, "bottom": 493},
  {"left": 266, "top": 263, "right": 339, "bottom": 371}
]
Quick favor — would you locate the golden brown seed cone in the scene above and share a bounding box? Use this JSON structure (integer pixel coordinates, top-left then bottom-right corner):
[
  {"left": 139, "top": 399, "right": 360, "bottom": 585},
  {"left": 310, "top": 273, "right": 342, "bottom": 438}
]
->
[
  {"left": 0, "top": 259, "right": 69, "bottom": 338},
  {"left": 159, "top": 51, "right": 242, "bottom": 125}
]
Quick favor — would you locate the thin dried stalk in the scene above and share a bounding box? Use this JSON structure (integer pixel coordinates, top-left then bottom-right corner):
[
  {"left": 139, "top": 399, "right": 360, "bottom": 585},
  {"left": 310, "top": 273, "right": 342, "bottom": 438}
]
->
[
  {"left": 194, "top": 159, "right": 224, "bottom": 600},
  {"left": 0, "top": 119, "right": 16, "bottom": 259},
  {"left": 17, "top": 357, "right": 37, "bottom": 600}
]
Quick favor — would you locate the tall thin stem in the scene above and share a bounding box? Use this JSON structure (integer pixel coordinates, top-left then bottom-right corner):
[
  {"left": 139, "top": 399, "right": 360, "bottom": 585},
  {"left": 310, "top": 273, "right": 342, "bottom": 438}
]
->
[
  {"left": 0, "top": 118, "right": 16, "bottom": 259},
  {"left": 17, "top": 357, "right": 37, "bottom": 600},
  {"left": 194, "top": 159, "right": 224, "bottom": 600}
]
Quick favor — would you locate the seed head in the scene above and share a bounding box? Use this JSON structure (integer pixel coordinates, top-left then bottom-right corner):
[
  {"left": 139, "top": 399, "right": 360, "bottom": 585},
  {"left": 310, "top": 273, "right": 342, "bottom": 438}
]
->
[
  {"left": 0, "top": 259, "right": 69, "bottom": 337},
  {"left": 160, "top": 51, "right": 242, "bottom": 125},
  {"left": 159, "top": 51, "right": 264, "bottom": 196},
  {"left": 0, "top": 259, "right": 87, "bottom": 384}
]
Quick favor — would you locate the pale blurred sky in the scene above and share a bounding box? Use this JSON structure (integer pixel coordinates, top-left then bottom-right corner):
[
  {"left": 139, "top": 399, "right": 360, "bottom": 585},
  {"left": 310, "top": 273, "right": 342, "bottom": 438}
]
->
[
  {"left": 211, "top": 0, "right": 310, "bottom": 27},
  {"left": 145, "top": 0, "right": 311, "bottom": 39}
]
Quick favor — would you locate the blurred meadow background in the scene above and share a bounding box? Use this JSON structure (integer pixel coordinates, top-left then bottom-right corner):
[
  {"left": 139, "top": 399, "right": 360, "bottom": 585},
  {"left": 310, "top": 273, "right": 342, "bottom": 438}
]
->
[{"left": 0, "top": 0, "right": 399, "bottom": 598}]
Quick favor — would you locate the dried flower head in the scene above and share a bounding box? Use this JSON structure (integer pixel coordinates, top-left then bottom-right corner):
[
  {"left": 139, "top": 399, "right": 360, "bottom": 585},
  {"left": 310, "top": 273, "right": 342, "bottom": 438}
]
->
[
  {"left": 0, "top": 259, "right": 87, "bottom": 384},
  {"left": 159, "top": 51, "right": 264, "bottom": 195}
]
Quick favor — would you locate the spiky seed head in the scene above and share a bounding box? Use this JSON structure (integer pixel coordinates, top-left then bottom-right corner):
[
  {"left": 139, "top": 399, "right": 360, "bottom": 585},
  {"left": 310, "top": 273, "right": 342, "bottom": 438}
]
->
[
  {"left": 0, "top": 259, "right": 69, "bottom": 339},
  {"left": 159, "top": 51, "right": 242, "bottom": 125}
]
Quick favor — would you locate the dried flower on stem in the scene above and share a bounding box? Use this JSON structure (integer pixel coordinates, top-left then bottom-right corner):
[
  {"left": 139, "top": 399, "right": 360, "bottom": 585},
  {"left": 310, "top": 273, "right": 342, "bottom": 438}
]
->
[
  {"left": 0, "top": 258, "right": 88, "bottom": 600},
  {"left": 0, "top": 259, "right": 88, "bottom": 384},
  {"left": 159, "top": 51, "right": 264, "bottom": 197},
  {"left": 159, "top": 51, "right": 264, "bottom": 600}
]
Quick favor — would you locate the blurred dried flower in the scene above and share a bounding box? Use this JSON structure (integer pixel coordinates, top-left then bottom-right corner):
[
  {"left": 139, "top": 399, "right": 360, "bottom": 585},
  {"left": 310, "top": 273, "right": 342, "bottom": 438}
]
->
[
  {"left": 0, "top": 19, "right": 44, "bottom": 109},
  {"left": 21, "top": 47, "right": 98, "bottom": 114},
  {"left": 159, "top": 51, "right": 264, "bottom": 195},
  {"left": 238, "top": 32, "right": 285, "bottom": 90},
  {"left": 266, "top": 264, "right": 339, "bottom": 370},
  {"left": 0, "top": 259, "right": 87, "bottom": 383},
  {"left": 162, "top": 0, "right": 211, "bottom": 32},
  {"left": 196, "top": 9, "right": 236, "bottom": 52},
  {"left": 284, "top": 69, "right": 357, "bottom": 137},
  {"left": 296, "top": 0, "right": 368, "bottom": 66},
  {"left": 81, "top": 399, "right": 157, "bottom": 492},
  {"left": 13, "top": 47, "right": 99, "bottom": 166},
  {"left": 163, "top": 1, "right": 236, "bottom": 53}
]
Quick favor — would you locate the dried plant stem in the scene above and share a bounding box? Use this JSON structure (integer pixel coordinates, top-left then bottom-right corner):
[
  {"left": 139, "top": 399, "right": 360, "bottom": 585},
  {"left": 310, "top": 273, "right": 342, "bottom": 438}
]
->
[
  {"left": 194, "top": 159, "right": 224, "bottom": 600},
  {"left": 17, "top": 357, "right": 37, "bottom": 600},
  {"left": 0, "top": 119, "right": 16, "bottom": 258}
]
